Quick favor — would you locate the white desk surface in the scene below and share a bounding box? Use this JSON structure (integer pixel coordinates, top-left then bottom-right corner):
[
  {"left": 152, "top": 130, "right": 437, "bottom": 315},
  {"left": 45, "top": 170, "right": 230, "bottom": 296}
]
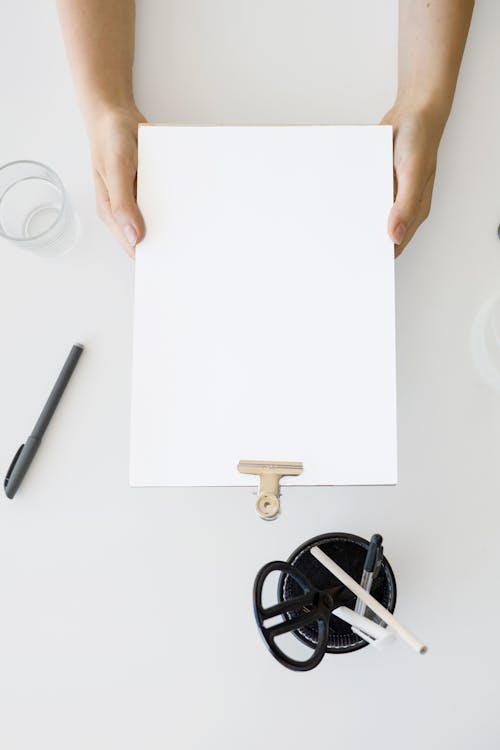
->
[{"left": 1, "top": 2, "right": 499, "bottom": 748}]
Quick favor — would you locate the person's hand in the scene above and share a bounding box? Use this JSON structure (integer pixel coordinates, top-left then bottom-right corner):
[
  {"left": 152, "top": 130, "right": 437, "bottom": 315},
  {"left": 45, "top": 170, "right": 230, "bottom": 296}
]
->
[
  {"left": 381, "top": 102, "right": 446, "bottom": 257},
  {"left": 88, "top": 105, "right": 146, "bottom": 257}
]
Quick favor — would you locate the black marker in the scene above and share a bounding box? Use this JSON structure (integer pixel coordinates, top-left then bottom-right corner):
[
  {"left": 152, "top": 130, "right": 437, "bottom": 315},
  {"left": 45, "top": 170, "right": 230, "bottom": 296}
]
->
[
  {"left": 4, "top": 344, "right": 84, "bottom": 499},
  {"left": 355, "top": 534, "right": 383, "bottom": 617}
]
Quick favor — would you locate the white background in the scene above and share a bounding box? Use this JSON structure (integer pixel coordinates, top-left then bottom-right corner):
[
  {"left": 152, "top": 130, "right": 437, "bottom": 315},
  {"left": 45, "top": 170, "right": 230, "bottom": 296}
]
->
[{"left": 1, "top": 1, "right": 499, "bottom": 748}]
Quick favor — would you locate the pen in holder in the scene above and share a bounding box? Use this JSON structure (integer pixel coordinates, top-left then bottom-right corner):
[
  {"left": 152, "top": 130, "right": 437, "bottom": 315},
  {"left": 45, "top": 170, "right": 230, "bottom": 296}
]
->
[{"left": 237, "top": 459, "right": 303, "bottom": 520}]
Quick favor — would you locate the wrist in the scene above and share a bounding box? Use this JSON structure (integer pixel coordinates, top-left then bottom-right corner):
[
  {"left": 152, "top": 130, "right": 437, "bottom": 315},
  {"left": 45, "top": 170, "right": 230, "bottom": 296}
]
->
[
  {"left": 83, "top": 97, "right": 143, "bottom": 133},
  {"left": 393, "top": 85, "right": 453, "bottom": 131},
  {"left": 385, "top": 95, "right": 450, "bottom": 147}
]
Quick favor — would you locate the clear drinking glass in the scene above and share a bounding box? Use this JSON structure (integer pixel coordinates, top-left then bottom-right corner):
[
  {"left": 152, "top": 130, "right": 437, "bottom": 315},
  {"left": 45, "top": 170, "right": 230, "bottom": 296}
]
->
[
  {"left": 0, "top": 160, "right": 79, "bottom": 257},
  {"left": 471, "top": 292, "right": 500, "bottom": 391}
]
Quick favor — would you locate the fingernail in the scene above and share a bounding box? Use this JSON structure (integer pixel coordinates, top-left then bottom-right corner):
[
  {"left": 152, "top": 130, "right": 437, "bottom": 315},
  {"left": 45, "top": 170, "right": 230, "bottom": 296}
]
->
[
  {"left": 124, "top": 224, "right": 138, "bottom": 247},
  {"left": 393, "top": 223, "right": 406, "bottom": 245}
]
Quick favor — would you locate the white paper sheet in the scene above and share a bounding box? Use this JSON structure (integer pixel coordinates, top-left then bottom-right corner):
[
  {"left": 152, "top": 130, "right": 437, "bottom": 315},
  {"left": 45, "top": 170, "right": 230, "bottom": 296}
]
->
[{"left": 131, "top": 125, "right": 397, "bottom": 486}]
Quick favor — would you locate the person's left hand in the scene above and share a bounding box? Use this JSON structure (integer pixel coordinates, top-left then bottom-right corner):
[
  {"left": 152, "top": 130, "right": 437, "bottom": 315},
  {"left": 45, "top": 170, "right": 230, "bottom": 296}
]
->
[{"left": 381, "top": 102, "right": 446, "bottom": 257}]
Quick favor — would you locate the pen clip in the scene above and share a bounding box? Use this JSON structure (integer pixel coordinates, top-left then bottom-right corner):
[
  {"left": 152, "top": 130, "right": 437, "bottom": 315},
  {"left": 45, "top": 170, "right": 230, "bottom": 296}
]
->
[
  {"left": 374, "top": 545, "right": 384, "bottom": 577},
  {"left": 4, "top": 444, "right": 24, "bottom": 490},
  {"left": 351, "top": 625, "right": 395, "bottom": 651},
  {"left": 334, "top": 607, "right": 395, "bottom": 651}
]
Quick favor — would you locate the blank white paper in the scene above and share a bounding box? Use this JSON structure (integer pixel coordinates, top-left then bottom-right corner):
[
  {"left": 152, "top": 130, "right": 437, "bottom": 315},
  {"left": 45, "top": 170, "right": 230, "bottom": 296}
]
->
[{"left": 131, "top": 125, "right": 397, "bottom": 486}]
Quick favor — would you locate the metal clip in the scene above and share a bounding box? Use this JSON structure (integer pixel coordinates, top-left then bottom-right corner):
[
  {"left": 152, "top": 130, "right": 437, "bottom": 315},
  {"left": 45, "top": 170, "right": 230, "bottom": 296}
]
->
[{"left": 237, "top": 459, "right": 304, "bottom": 520}]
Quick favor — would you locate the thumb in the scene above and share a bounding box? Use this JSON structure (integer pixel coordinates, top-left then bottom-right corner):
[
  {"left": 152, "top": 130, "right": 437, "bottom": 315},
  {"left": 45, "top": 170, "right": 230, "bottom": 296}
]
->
[
  {"left": 388, "top": 158, "right": 431, "bottom": 247},
  {"left": 106, "top": 158, "right": 145, "bottom": 250}
]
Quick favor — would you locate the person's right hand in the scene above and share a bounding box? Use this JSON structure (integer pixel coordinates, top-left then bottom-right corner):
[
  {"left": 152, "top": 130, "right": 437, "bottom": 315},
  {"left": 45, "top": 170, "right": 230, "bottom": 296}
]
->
[{"left": 88, "top": 105, "right": 146, "bottom": 257}]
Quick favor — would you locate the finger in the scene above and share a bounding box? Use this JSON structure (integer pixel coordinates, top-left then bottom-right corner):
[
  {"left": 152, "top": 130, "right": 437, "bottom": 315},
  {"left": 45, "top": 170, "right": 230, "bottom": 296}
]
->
[
  {"left": 394, "top": 176, "right": 434, "bottom": 257},
  {"left": 104, "top": 155, "right": 146, "bottom": 250},
  {"left": 94, "top": 170, "right": 135, "bottom": 258},
  {"left": 388, "top": 157, "right": 435, "bottom": 247}
]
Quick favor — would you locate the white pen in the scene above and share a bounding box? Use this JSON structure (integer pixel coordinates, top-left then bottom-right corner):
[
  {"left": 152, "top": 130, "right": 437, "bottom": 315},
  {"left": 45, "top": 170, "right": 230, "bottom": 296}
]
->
[
  {"left": 334, "top": 606, "right": 395, "bottom": 650},
  {"left": 310, "top": 545, "right": 427, "bottom": 655}
]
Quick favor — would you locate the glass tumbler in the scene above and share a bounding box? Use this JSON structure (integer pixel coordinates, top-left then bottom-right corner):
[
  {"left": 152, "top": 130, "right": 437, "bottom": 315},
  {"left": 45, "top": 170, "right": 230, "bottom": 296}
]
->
[
  {"left": 0, "top": 160, "right": 79, "bottom": 257},
  {"left": 471, "top": 292, "right": 500, "bottom": 391}
]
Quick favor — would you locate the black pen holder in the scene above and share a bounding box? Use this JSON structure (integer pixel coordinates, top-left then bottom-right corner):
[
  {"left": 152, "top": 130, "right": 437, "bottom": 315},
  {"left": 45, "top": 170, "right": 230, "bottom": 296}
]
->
[
  {"left": 254, "top": 532, "right": 398, "bottom": 669},
  {"left": 280, "top": 532, "right": 397, "bottom": 654}
]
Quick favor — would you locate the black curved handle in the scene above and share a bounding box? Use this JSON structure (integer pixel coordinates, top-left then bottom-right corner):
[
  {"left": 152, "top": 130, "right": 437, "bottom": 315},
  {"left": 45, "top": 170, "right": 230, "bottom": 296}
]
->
[{"left": 253, "top": 561, "right": 330, "bottom": 672}]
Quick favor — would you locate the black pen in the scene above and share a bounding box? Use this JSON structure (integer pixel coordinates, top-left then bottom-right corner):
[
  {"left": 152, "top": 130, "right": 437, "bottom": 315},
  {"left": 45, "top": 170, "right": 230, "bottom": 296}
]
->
[
  {"left": 4, "top": 343, "right": 84, "bottom": 499},
  {"left": 355, "top": 534, "right": 383, "bottom": 617}
]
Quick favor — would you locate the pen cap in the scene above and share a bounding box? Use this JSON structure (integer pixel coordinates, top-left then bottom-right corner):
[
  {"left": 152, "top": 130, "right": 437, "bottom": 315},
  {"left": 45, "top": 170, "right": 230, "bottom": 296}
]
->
[
  {"left": 4, "top": 437, "right": 41, "bottom": 499},
  {"left": 278, "top": 532, "right": 397, "bottom": 654},
  {"left": 365, "top": 533, "right": 383, "bottom": 573}
]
